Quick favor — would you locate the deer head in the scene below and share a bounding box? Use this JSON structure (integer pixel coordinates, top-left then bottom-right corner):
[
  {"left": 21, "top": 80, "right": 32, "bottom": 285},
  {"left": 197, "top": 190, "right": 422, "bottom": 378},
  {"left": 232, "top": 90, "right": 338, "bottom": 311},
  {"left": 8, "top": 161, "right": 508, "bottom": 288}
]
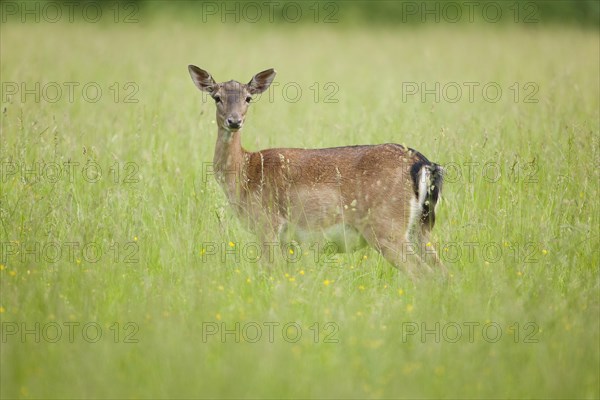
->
[{"left": 188, "top": 65, "right": 276, "bottom": 132}]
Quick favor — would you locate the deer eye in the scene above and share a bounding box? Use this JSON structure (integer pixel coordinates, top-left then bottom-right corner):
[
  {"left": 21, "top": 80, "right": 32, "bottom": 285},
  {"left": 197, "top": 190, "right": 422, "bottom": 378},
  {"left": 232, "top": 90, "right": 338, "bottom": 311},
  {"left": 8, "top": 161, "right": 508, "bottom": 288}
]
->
[
  {"left": 245, "top": 96, "right": 252, "bottom": 103},
  {"left": 213, "top": 95, "right": 221, "bottom": 103}
]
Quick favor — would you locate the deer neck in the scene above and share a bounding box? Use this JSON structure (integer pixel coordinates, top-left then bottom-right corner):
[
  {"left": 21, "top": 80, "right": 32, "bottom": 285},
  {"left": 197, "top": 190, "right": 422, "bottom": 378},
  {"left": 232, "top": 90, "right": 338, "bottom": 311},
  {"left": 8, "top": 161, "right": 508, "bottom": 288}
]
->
[{"left": 213, "top": 127, "right": 248, "bottom": 199}]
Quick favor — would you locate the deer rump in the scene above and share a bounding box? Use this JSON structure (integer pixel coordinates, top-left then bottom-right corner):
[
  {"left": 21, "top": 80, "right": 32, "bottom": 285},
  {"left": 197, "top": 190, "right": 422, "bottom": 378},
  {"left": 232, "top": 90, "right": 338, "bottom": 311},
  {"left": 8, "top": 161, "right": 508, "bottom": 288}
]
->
[{"left": 234, "top": 143, "right": 443, "bottom": 254}]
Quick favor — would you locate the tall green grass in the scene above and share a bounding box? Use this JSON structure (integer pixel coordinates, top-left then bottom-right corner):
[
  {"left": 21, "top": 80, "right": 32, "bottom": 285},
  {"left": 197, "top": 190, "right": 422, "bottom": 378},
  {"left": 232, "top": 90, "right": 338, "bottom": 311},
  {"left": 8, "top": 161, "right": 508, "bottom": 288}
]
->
[{"left": 1, "top": 16, "right": 598, "bottom": 399}]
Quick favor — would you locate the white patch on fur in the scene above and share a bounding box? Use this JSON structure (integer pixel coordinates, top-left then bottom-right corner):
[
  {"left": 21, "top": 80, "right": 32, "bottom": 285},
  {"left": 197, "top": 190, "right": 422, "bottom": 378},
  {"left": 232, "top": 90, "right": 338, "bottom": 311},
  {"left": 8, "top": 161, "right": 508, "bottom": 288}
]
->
[
  {"left": 418, "top": 167, "right": 429, "bottom": 206},
  {"left": 406, "top": 197, "right": 422, "bottom": 241},
  {"left": 405, "top": 167, "right": 430, "bottom": 241}
]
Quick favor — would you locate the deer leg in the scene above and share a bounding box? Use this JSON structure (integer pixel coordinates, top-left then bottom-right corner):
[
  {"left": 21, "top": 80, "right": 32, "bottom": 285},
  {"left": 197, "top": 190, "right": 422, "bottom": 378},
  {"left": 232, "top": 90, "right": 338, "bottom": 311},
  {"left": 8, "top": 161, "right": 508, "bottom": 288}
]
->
[
  {"left": 416, "top": 226, "right": 447, "bottom": 275},
  {"left": 359, "top": 224, "right": 433, "bottom": 278}
]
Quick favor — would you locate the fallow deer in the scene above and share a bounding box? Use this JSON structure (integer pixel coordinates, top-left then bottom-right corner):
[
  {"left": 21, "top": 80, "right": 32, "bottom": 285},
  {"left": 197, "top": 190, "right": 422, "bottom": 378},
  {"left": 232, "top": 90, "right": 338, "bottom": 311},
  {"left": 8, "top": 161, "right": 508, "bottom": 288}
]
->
[{"left": 188, "top": 65, "right": 445, "bottom": 276}]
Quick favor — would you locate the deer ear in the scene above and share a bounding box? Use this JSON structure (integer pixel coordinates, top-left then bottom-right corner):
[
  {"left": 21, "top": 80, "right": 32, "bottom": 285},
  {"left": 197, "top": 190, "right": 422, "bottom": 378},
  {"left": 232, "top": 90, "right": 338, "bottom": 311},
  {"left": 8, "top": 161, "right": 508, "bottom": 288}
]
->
[
  {"left": 188, "top": 65, "right": 216, "bottom": 92},
  {"left": 248, "top": 68, "right": 276, "bottom": 94}
]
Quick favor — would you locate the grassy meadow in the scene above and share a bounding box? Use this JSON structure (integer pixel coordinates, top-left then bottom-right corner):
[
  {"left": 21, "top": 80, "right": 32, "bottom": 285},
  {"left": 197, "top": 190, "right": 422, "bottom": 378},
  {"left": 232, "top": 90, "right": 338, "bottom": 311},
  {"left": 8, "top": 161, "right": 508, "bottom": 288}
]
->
[{"left": 1, "top": 2, "right": 599, "bottom": 399}]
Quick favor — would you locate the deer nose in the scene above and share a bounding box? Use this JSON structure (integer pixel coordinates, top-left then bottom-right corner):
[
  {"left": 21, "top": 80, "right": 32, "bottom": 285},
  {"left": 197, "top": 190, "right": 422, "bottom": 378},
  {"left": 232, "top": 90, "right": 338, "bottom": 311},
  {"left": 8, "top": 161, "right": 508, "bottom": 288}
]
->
[{"left": 226, "top": 117, "right": 242, "bottom": 129}]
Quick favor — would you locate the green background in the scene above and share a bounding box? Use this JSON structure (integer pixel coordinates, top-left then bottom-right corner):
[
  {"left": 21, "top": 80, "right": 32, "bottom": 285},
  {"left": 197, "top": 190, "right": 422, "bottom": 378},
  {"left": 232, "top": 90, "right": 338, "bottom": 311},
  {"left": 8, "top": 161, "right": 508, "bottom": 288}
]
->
[{"left": 1, "top": 1, "right": 599, "bottom": 398}]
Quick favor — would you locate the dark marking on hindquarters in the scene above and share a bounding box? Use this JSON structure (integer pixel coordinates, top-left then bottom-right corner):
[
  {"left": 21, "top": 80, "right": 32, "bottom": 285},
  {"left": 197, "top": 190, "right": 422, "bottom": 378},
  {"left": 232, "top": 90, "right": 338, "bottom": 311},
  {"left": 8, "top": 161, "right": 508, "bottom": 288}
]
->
[{"left": 420, "top": 164, "right": 444, "bottom": 230}]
